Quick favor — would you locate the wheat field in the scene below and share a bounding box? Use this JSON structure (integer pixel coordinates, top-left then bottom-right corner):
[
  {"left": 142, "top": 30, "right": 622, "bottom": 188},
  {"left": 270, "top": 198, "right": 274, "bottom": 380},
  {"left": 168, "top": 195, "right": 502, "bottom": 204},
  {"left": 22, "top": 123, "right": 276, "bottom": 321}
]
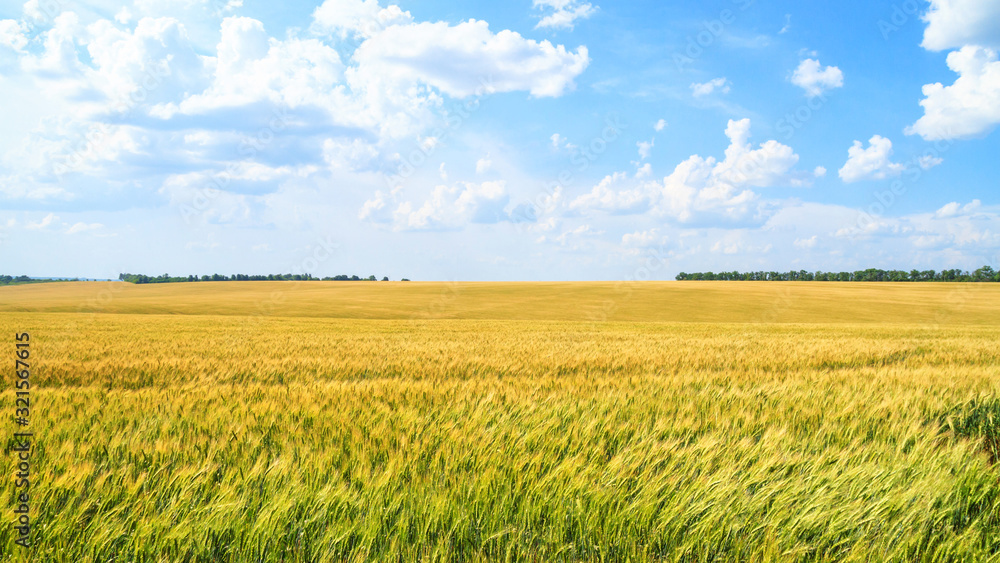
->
[{"left": 1, "top": 282, "right": 998, "bottom": 561}]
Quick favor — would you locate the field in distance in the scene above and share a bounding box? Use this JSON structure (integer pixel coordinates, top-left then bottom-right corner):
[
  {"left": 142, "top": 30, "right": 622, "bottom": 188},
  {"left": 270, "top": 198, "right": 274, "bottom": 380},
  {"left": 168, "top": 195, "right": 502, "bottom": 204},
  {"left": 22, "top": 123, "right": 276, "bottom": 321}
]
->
[
  {"left": 0, "top": 282, "right": 998, "bottom": 561},
  {"left": 2, "top": 280, "right": 1000, "bottom": 324}
]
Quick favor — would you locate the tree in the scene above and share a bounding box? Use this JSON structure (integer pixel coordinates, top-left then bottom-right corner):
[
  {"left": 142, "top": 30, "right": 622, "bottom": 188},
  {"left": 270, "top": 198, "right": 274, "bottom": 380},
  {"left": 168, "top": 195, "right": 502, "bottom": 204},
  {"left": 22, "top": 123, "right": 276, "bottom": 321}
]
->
[{"left": 974, "top": 265, "right": 996, "bottom": 282}]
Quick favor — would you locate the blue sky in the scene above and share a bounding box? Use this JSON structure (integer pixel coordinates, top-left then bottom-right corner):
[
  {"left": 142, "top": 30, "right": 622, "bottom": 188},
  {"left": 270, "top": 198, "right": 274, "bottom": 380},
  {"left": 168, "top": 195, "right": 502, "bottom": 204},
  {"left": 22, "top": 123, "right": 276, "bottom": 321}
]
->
[{"left": 1, "top": 0, "right": 998, "bottom": 281}]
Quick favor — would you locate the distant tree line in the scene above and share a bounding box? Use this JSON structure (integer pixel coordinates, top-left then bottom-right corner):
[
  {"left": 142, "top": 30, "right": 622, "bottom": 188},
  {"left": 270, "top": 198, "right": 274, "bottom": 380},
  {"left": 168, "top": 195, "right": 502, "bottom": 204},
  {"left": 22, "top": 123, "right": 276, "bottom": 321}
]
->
[
  {"left": 119, "top": 273, "right": 407, "bottom": 284},
  {"left": 0, "top": 275, "right": 78, "bottom": 285},
  {"left": 676, "top": 266, "right": 1000, "bottom": 282}
]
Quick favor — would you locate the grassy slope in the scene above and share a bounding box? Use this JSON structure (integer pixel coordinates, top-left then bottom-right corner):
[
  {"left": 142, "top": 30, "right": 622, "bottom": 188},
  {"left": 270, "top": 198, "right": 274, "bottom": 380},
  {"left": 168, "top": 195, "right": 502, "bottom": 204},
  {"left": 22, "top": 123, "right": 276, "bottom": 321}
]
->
[{"left": 2, "top": 280, "right": 999, "bottom": 324}]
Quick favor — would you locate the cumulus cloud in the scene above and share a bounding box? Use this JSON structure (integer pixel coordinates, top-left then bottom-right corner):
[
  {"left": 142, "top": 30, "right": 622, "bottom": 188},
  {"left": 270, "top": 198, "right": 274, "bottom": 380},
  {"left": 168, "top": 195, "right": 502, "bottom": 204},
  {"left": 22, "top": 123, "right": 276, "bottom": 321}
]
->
[
  {"left": 25, "top": 213, "right": 57, "bottom": 230},
  {"left": 793, "top": 235, "right": 817, "bottom": 249},
  {"left": 905, "top": 46, "right": 1000, "bottom": 140},
  {"left": 66, "top": 222, "right": 104, "bottom": 234},
  {"left": 323, "top": 138, "right": 380, "bottom": 171},
  {"left": 690, "top": 77, "right": 730, "bottom": 97},
  {"left": 935, "top": 199, "right": 981, "bottom": 218},
  {"left": 155, "top": 16, "right": 348, "bottom": 119},
  {"left": 85, "top": 16, "right": 208, "bottom": 112},
  {"left": 405, "top": 181, "right": 510, "bottom": 229},
  {"left": 622, "top": 228, "right": 665, "bottom": 248},
  {"left": 476, "top": 155, "right": 492, "bottom": 174},
  {"left": 570, "top": 119, "right": 811, "bottom": 222},
  {"left": 710, "top": 236, "right": 772, "bottom": 256},
  {"left": 21, "top": 11, "right": 85, "bottom": 75},
  {"left": 0, "top": 1, "right": 594, "bottom": 214},
  {"left": 921, "top": 0, "right": 1000, "bottom": 51},
  {"left": 0, "top": 19, "right": 28, "bottom": 51},
  {"left": 570, "top": 171, "right": 654, "bottom": 215},
  {"left": 654, "top": 119, "right": 667, "bottom": 132},
  {"left": 311, "top": 0, "right": 413, "bottom": 39},
  {"left": 533, "top": 0, "right": 598, "bottom": 30},
  {"left": 847, "top": 200, "right": 999, "bottom": 251},
  {"left": 550, "top": 133, "right": 576, "bottom": 150},
  {"left": 352, "top": 19, "right": 590, "bottom": 98},
  {"left": 838, "top": 135, "right": 905, "bottom": 183},
  {"left": 114, "top": 7, "right": 133, "bottom": 25},
  {"left": 362, "top": 181, "right": 511, "bottom": 230},
  {"left": 636, "top": 139, "right": 654, "bottom": 160},
  {"left": 918, "top": 155, "right": 944, "bottom": 170},
  {"left": 790, "top": 58, "right": 844, "bottom": 97}
]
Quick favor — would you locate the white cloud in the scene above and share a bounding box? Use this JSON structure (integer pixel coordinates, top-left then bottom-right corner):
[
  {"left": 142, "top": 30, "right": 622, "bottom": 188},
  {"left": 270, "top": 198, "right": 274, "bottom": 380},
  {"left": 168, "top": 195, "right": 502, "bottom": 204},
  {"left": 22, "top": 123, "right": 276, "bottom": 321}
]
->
[
  {"left": 114, "top": 7, "right": 133, "bottom": 25},
  {"left": 571, "top": 119, "right": 811, "bottom": 222},
  {"left": 622, "top": 228, "right": 665, "bottom": 248},
  {"left": 921, "top": 0, "right": 1000, "bottom": 51},
  {"left": 654, "top": 119, "right": 667, "bottom": 132},
  {"left": 635, "top": 162, "right": 652, "bottom": 178},
  {"left": 814, "top": 166, "right": 827, "bottom": 177},
  {"left": 710, "top": 234, "right": 772, "bottom": 256},
  {"left": 534, "top": 0, "right": 598, "bottom": 30},
  {"left": 311, "top": 0, "right": 413, "bottom": 39},
  {"left": 364, "top": 181, "right": 511, "bottom": 230},
  {"left": 779, "top": 14, "right": 791, "bottom": 34},
  {"left": 936, "top": 199, "right": 981, "bottom": 218},
  {"left": 403, "top": 181, "right": 510, "bottom": 229},
  {"left": 1, "top": 2, "right": 594, "bottom": 215},
  {"left": 25, "top": 213, "right": 57, "bottom": 230},
  {"left": 21, "top": 11, "right": 84, "bottom": 75},
  {"left": 352, "top": 19, "right": 590, "bottom": 98},
  {"left": 0, "top": 19, "right": 28, "bottom": 51},
  {"left": 569, "top": 172, "right": 653, "bottom": 215},
  {"left": 160, "top": 17, "right": 347, "bottom": 118},
  {"left": 66, "top": 222, "right": 103, "bottom": 234},
  {"left": 476, "top": 155, "right": 492, "bottom": 174},
  {"left": 637, "top": 138, "right": 654, "bottom": 160},
  {"left": 550, "top": 133, "right": 576, "bottom": 151},
  {"left": 838, "top": 135, "right": 905, "bottom": 183},
  {"left": 323, "top": 138, "right": 379, "bottom": 171},
  {"left": 793, "top": 235, "right": 817, "bottom": 249},
  {"left": 358, "top": 188, "right": 393, "bottom": 223},
  {"left": 554, "top": 223, "right": 601, "bottom": 245},
  {"left": 918, "top": 155, "right": 944, "bottom": 170},
  {"left": 85, "top": 16, "right": 208, "bottom": 113},
  {"left": 905, "top": 46, "right": 1000, "bottom": 140},
  {"left": 790, "top": 58, "right": 844, "bottom": 97},
  {"left": 690, "top": 77, "right": 730, "bottom": 97}
]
